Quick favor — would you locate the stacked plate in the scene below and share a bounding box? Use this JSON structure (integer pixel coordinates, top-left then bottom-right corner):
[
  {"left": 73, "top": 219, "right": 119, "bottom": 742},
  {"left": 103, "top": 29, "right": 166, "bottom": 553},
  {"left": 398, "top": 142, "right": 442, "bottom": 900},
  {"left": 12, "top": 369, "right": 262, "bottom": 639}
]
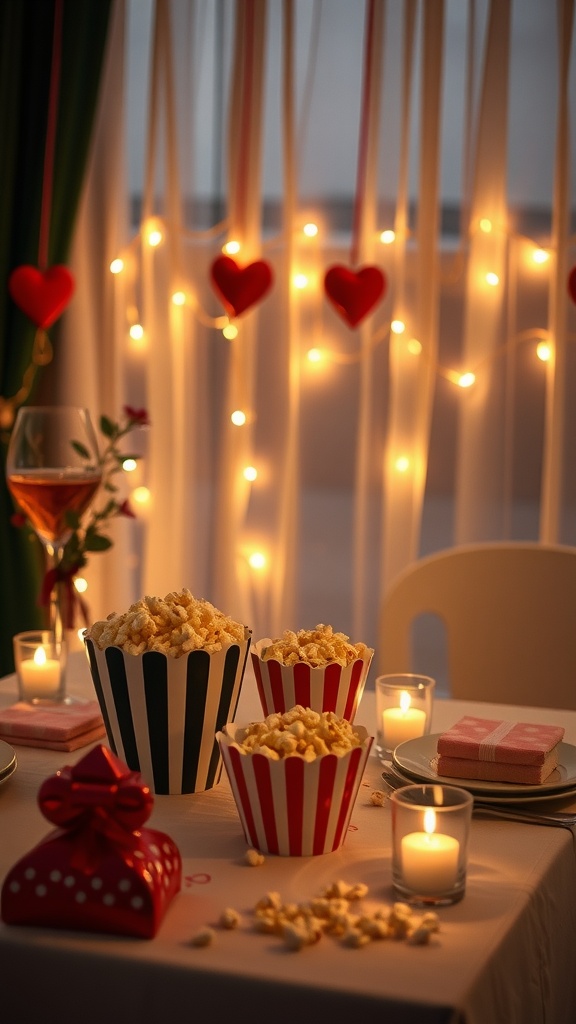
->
[
  {"left": 0, "top": 739, "right": 17, "bottom": 786},
  {"left": 389, "top": 734, "right": 576, "bottom": 806}
]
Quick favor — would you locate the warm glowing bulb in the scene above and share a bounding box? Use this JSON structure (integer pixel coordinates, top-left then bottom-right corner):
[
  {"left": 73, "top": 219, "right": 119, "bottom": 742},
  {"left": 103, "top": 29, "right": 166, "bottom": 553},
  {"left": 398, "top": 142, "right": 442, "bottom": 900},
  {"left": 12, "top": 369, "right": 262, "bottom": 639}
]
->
[
  {"left": 172, "top": 291, "right": 186, "bottom": 306},
  {"left": 391, "top": 320, "right": 406, "bottom": 335},
  {"left": 485, "top": 272, "right": 499, "bottom": 286},
  {"left": 303, "top": 222, "right": 318, "bottom": 237},
  {"left": 423, "top": 808, "right": 437, "bottom": 835},
  {"left": 33, "top": 647, "right": 47, "bottom": 667},
  {"left": 458, "top": 372, "right": 476, "bottom": 388},
  {"left": 74, "top": 577, "right": 88, "bottom": 594},
  {"left": 407, "top": 338, "right": 422, "bottom": 355},
  {"left": 231, "top": 410, "right": 246, "bottom": 426},
  {"left": 532, "top": 248, "right": 549, "bottom": 265},
  {"left": 293, "top": 273, "right": 308, "bottom": 289},
  {"left": 307, "top": 348, "right": 323, "bottom": 363},
  {"left": 222, "top": 323, "right": 239, "bottom": 340},
  {"left": 130, "top": 324, "right": 144, "bottom": 340},
  {"left": 380, "top": 229, "right": 396, "bottom": 244},
  {"left": 223, "top": 240, "right": 241, "bottom": 255},
  {"left": 395, "top": 456, "right": 410, "bottom": 473},
  {"left": 399, "top": 690, "right": 411, "bottom": 713},
  {"left": 110, "top": 258, "right": 124, "bottom": 274},
  {"left": 479, "top": 218, "right": 492, "bottom": 233},
  {"left": 243, "top": 465, "right": 258, "bottom": 481},
  {"left": 147, "top": 229, "right": 163, "bottom": 247},
  {"left": 248, "top": 551, "right": 267, "bottom": 570},
  {"left": 536, "top": 341, "right": 552, "bottom": 362},
  {"left": 132, "top": 486, "right": 150, "bottom": 505},
  {"left": 122, "top": 458, "right": 138, "bottom": 472}
]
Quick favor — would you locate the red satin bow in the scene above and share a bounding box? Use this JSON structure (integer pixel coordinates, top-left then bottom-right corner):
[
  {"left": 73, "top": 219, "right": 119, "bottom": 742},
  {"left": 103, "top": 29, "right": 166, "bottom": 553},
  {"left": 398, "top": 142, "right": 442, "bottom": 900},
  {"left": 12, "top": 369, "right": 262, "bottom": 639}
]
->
[{"left": 38, "top": 746, "right": 153, "bottom": 872}]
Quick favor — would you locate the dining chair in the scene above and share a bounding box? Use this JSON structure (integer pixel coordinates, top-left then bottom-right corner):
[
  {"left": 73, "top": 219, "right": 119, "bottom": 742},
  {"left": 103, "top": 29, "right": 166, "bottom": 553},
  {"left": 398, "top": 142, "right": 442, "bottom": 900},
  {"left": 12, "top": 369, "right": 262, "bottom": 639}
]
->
[{"left": 377, "top": 542, "right": 576, "bottom": 709}]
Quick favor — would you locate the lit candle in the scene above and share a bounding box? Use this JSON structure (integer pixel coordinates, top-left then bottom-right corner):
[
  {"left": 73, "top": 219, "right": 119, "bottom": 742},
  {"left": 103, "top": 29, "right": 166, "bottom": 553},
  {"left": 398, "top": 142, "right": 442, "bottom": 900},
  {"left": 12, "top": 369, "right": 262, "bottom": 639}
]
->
[
  {"left": 382, "top": 690, "right": 427, "bottom": 750},
  {"left": 20, "top": 646, "right": 61, "bottom": 700},
  {"left": 401, "top": 808, "right": 460, "bottom": 895}
]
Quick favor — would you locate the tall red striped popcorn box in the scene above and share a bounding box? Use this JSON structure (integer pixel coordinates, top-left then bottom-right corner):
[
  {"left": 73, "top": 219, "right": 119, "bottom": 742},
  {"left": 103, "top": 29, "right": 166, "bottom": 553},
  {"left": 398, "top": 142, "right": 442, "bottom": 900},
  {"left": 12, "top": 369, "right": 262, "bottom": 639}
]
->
[
  {"left": 85, "top": 630, "right": 251, "bottom": 795},
  {"left": 251, "top": 639, "right": 373, "bottom": 722},
  {"left": 217, "top": 724, "right": 373, "bottom": 856}
]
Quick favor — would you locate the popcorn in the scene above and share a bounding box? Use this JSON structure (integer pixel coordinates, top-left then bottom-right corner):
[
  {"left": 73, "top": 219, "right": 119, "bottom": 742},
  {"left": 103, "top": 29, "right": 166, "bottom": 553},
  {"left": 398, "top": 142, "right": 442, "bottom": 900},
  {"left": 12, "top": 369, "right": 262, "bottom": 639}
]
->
[
  {"left": 85, "top": 589, "right": 246, "bottom": 658},
  {"left": 260, "top": 624, "right": 371, "bottom": 668},
  {"left": 219, "top": 908, "right": 241, "bottom": 929},
  {"left": 369, "top": 790, "right": 387, "bottom": 806},
  {"left": 232, "top": 705, "right": 364, "bottom": 761},
  {"left": 189, "top": 926, "right": 216, "bottom": 947},
  {"left": 244, "top": 848, "right": 265, "bottom": 867}
]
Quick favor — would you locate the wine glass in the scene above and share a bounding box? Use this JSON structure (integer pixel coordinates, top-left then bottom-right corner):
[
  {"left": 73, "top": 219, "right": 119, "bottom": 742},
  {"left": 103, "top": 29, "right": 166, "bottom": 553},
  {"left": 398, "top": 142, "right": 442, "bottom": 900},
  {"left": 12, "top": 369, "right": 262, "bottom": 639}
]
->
[{"left": 6, "top": 406, "right": 102, "bottom": 645}]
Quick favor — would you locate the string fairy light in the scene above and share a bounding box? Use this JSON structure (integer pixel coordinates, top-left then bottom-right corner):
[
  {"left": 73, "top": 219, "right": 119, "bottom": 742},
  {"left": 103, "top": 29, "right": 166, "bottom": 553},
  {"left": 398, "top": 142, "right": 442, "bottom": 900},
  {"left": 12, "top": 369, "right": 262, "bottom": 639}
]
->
[{"left": 230, "top": 410, "right": 247, "bottom": 426}]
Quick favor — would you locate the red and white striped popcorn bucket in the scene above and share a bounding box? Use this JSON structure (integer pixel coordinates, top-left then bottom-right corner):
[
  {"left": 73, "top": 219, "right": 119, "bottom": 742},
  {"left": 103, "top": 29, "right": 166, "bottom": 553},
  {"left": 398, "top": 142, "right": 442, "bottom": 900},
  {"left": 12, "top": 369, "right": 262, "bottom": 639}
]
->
[
  {"left": 250, "top": 639, "right": 373, "bottom": 722},
  {"left": 217, "top": 723, "right": 373, "bottom": 856},
  {"left": 85, "top": 630, "right": 251, "bottom": 795}
]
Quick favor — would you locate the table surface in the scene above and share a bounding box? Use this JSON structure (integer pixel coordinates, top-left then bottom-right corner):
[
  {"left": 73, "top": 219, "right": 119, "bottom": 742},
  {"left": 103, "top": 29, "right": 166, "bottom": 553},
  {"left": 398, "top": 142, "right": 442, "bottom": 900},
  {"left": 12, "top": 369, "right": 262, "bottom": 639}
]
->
[{"left": 1, "top": 653, "right": 576, "bottom": 1024}]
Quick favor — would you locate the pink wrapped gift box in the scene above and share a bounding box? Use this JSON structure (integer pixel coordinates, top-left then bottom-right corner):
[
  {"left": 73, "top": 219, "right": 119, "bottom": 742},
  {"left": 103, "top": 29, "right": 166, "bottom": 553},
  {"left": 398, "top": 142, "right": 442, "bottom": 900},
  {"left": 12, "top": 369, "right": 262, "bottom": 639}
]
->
[
  {"left": 1, "top": 745, "right": 181, "bottom": 938},
  {"left": 251, "top": 639, "right": 373, "bottom": 722},
  {"left": 0, "top": 700, "right": 105, "bottom": 751},
  {"left": 217, "top": 722, "right": 372, "bottom": 856},
  {"left": 437, "top": 716, "right": 565, "bottom": 765},
  {"left": 436, "top": 749, "right": 559, "bottom": 785}
]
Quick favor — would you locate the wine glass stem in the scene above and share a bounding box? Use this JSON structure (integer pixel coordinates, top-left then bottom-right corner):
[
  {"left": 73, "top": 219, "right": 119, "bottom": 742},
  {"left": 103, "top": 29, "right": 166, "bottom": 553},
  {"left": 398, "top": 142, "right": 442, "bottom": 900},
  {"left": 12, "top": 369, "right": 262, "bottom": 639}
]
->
[{"left": 43, "top": 542, "right": 65, "bottom": 644}]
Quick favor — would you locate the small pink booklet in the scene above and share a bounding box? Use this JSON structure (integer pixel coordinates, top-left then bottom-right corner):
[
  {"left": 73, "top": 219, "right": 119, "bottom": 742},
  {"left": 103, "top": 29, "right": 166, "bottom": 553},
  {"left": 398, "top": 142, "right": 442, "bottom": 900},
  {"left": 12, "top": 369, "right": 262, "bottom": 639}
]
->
[
  {"left": 0, "top": 701, "right": 105, "bottom": 752},
  {"left": 436, "top": 716, "right": 565, "bottom": 785}
]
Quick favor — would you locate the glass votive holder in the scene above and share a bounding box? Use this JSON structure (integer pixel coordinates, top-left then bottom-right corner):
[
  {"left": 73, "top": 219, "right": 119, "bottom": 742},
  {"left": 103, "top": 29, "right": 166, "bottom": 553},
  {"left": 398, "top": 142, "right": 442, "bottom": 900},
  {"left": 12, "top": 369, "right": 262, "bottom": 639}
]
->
[
  {"left": 13, "top": 631, "right": 67, "bottom": 704},
  {"left": 375, "top": 673, "right": 435, "bottom": 760},
  {"left": 391, "top": 784, "right": 473, "bottom": 906}
]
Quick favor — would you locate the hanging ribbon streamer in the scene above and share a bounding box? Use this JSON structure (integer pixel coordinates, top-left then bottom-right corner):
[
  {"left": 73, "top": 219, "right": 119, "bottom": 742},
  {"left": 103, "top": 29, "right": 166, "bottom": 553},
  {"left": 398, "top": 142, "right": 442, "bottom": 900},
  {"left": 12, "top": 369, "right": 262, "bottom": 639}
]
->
[
  {"left": 8, "top": 0, "right": 75, "bottom": 340},
  {"left": 324, "top": 0, "right": 386, "bottom": 329}
]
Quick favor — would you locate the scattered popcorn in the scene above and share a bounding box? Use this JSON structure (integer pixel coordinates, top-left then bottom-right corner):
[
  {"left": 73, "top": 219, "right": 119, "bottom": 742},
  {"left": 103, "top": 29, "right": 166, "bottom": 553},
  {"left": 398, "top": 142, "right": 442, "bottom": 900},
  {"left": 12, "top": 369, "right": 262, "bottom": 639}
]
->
[
  {"left": 244, "top": 848, "right": 265, "bottom": 867},
  {"left": 189, "top": 926, "right": 216, "bottom": 947},
  {"left": 85, "top": 589, "right": 247, "bottom": 658},
  {"left": 247, "top": 884, "right": 440, "bottom": 951},
  {"left": 369, "top": 790, "right": 387, "bottom": 806},
  {"left": 259, "top": 624, "right": 372, "bottom": 667},
  {"left": 232, "top": 706, "right": 363, "bottom": 761},
  {"left": 220, "top": 908, "right": 241, "bottom": 930}
]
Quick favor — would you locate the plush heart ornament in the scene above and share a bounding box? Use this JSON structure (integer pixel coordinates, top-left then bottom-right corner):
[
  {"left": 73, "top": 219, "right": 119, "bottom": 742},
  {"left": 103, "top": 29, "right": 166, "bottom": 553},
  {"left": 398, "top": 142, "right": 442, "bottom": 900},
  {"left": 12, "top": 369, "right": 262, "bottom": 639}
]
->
[
  {"left": 210, "top": 255, "right": 273, "bottom": 318},
  {"left": 324, "top": 264, "right": 386, "bottom": 328},
  {"left": 9, "top": 264, "right": 75, "bottom": 329},
  {"left": 568, "top": 266, "right": 576, "bottom": 304}
]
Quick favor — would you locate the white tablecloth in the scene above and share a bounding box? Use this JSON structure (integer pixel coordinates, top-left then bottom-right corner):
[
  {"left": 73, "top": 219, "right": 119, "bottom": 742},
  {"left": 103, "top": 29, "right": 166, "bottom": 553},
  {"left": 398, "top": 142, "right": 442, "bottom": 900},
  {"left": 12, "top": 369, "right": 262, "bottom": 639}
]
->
[{"left": 1, "top": 653, "right": 576, "bottom": 1024}]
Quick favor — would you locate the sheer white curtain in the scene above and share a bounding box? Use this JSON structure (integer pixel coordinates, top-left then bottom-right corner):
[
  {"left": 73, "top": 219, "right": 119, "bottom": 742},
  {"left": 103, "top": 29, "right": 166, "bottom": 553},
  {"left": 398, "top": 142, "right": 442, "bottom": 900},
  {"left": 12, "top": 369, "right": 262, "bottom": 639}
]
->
[{"left": 59, "top": 0, "right": 576, "bottom": 667}]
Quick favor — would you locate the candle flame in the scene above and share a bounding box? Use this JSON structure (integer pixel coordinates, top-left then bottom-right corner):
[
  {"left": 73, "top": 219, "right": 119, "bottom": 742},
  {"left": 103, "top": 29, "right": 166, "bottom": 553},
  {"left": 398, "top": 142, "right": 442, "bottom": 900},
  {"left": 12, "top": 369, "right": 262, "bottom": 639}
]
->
[
  {"left": 33, "top": 646, "right": 47, "bottom": 667},
  {"left": 399, "top": 690, "right": 411, "bottom": 714},
  {"left": 423, "top": 808, "right": 436, "bottom": 835}
]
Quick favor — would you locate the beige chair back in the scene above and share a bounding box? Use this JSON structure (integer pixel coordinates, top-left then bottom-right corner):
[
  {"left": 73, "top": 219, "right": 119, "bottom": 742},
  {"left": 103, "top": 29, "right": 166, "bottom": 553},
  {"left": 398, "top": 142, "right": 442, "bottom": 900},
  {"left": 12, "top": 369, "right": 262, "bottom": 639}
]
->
[{"left": 378, "top": 542, "right": 576, "bottom": 709}]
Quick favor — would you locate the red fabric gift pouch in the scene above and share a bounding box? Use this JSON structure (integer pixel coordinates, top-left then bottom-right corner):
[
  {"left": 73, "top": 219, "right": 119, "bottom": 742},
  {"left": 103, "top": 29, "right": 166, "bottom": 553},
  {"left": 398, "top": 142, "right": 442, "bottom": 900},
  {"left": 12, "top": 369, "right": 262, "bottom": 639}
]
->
[{"left": 1, "top": 745, "right": 181, "bottom": 937}]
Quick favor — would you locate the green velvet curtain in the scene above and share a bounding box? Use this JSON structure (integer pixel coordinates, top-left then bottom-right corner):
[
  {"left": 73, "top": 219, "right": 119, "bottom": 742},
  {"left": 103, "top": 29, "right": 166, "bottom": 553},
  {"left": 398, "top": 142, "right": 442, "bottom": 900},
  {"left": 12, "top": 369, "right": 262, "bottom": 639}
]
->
[{"left": 0, "top": 0, "right": 114, "bottom": 676}]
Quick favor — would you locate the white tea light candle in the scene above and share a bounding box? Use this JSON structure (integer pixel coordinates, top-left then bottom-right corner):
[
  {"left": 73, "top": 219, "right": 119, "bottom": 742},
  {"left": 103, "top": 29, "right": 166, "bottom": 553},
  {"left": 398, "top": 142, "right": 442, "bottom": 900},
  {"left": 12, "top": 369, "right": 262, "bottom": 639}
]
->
[
  {"left": 382, "top": 690, "right": 427, "bottom": 749},
  {"left": 13, "top": 630, "right": 67, "bottom": 704},
  {"left": 401, "top": 808, "right": 460, "bottom": 895},
  {"left": 20, "top": 646, "right": 61, "bottom": 699}
]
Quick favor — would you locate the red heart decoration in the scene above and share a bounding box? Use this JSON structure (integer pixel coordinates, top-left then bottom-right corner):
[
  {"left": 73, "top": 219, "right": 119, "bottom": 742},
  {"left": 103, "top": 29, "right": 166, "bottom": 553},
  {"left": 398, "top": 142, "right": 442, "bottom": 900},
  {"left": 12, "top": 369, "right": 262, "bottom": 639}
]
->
[
  {"left": 210, "top": 255, "right": 274, "bottom": 318},
  {"left": 568, "top": 266, "right": 576, "bottom": 304},
  {"left": 324, "top": 264, "right": 386, "bottom": 328},
  {"left": 9, "top": 264, "right": 75, "bottom": 328}
]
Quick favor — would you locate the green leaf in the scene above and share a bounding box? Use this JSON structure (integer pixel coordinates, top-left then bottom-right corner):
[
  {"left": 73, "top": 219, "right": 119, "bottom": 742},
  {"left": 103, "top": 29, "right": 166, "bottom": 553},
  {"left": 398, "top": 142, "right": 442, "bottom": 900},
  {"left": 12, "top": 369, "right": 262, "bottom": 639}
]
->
[
  {"left": 84, "top": 534, "right": 113, "bottom": 552},
  {"left": 64, "top": 510, "right": 81, "bottom": 528},
  {"left": 71, "top": 440, "right": 90, "bottom": 459},
  {"left": 100, "top": 415, "right": 117, "bottom": 438}
]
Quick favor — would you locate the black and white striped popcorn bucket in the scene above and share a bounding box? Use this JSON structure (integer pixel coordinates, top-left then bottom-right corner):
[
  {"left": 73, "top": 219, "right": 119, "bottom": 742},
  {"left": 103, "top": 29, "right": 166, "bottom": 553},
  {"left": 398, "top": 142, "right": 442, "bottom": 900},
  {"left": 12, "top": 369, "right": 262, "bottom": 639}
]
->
[{"left": 84, "top": 630, "right": 251, "bottom": 794}]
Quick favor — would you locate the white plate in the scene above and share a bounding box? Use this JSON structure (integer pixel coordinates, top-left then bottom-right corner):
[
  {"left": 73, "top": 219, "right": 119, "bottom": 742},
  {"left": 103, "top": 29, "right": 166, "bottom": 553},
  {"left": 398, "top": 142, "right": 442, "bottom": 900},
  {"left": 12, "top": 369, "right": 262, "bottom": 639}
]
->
[
  {"left": 0, "top": 739, "right": 17, "bottom": 784},
  {"left": 393, "top": 734, "right": 576, "bottom": 799}
]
